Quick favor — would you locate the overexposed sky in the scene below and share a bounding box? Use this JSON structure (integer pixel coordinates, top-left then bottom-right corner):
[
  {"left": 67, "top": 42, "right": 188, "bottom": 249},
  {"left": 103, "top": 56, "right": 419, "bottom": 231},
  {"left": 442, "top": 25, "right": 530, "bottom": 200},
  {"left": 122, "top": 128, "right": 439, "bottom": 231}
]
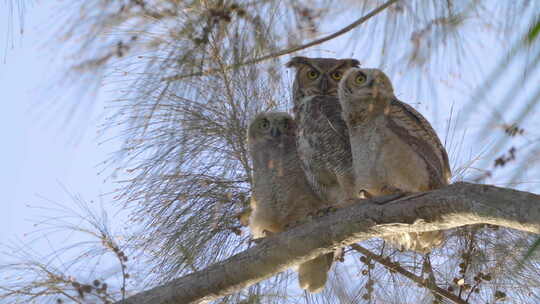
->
[{"left": 0, "top": 2, "right": 121, "bottom": 248}]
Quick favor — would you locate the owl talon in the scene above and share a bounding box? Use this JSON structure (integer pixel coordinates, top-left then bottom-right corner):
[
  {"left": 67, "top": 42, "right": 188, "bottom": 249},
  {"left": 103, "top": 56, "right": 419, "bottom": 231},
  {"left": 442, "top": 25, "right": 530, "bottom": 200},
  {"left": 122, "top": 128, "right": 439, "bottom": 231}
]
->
[
  {"left": 236, "top": 208, "right": 252, "bottom": 227},
  {"left": 359, "top": 190, "right": 373, "bottom": 199},
  {"left": 262, "top": 229, "right": 274, "bottom": 237},
  {"left": 334, "top": 248, "right": 345, "bottom": 262},
  {"left": 250, "top": 237, "right": 265, "bottom": 245}
]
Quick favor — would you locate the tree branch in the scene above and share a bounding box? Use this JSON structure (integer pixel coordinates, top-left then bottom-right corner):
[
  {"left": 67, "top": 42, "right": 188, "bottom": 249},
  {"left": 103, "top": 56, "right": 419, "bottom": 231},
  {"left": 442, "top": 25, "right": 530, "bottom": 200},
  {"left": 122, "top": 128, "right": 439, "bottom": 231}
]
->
[
  {"left": 118, "top": 182, "right": 540, "bottom": 304},
  {"left": 349, "top": 244, "right": 467, "bottom": 304},
  {"left": 162, "top": 0, "right": 399, "bottom": 81}
]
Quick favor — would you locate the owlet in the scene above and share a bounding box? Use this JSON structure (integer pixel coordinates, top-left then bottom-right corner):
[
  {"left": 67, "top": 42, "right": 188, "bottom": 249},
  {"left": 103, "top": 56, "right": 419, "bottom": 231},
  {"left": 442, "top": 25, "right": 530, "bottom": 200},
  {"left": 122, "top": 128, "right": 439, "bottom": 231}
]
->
[
  {"left": 287, "top": 56, "right": 361, "bottom": 206},
  {"left": 247, "top": 112, "right": 333, "bottom": 293},
  {"left": 338, "top": 67, "right": 452, "bottom": 253}
]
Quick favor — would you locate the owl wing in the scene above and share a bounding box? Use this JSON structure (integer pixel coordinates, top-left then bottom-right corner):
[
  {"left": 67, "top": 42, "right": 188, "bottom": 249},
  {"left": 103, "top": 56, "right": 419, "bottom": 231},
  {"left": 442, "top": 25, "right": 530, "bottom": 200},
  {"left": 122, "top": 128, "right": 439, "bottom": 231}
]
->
[{"left": 388, "top": 99, "right": 451, "bottom": 187}]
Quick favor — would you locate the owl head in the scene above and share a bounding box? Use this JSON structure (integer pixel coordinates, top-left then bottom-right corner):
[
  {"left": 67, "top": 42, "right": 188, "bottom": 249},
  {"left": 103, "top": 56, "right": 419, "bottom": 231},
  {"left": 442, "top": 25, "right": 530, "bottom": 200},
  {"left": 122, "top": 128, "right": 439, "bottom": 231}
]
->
[
  {"left": 286, "top": 57, "right": 360, "bottom": 103},
  {"left": 339, "top": 67, "right": 394, "bottom": 103},
  {"left": 338, "top": 68, "right": 394, "bottom": 121},
  {"left": 248, "top": 112, "right": 296, "bottom": 143}
]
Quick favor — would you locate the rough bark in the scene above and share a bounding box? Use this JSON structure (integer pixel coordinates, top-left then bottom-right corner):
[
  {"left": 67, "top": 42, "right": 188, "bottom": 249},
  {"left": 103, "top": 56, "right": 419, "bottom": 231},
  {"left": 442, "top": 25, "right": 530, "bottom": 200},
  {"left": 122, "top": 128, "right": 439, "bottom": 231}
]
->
[{"left": 118, "top": 182, "right": 540, "bottom": 304}]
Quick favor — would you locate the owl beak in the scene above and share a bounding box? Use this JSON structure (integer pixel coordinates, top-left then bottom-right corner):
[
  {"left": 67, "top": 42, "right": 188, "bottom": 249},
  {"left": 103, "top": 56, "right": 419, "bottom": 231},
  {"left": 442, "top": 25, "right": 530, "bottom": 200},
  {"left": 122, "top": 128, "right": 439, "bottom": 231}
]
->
[
  {"left": 320, "top": 75, "right": 329, "bottom": 93},
  {"left": 270, "top": 127, "right": 281, "bottom": 137}
]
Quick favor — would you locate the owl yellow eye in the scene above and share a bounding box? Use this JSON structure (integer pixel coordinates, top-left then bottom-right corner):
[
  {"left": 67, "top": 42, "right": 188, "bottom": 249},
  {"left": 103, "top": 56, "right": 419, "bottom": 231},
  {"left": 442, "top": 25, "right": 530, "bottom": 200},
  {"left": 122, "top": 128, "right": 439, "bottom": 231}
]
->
[
  {"left": 260, "top": 119, "right": 270, "bottom": 129},
  {"left": 307, "top": 70, "right": 319, "bottom": 80},
  {"left": 355, "top": 72, "right": 367, "bottom": 84},
  {"left": 331, "top": 71, "right": 343, "bottom": 80}
]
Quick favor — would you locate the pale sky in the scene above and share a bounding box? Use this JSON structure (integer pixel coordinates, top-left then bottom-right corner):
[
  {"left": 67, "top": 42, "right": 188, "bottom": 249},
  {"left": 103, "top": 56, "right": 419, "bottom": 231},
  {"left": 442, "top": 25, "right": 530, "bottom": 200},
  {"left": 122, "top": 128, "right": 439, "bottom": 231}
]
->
[{"left": 0, "top": 2, "right": 121, "bottom": 250}]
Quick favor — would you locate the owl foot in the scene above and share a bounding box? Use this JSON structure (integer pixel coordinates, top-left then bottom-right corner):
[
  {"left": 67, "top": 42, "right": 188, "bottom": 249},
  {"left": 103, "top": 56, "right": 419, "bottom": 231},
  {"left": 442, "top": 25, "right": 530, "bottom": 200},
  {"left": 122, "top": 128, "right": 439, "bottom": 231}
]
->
[
  {"left": 262, "top": 229, "right": 275, "bottom": 237},
  {"left": 250, "top": 229, "right": 275, "bottom": 245},
  {"left": 370, "top": 186, "right": 409, "bottom": 205},
  {"left": 250, "top": 237, "right": 265, "bottom": 245},
  {"left": 358, "top": 190, "right": 373, "bottom": 199},
  {"left": 235, "top": 208, "right": 252, "bottom": 227},
  {"left": 334, "top": 248, "right": 345, "bottom": 263}
]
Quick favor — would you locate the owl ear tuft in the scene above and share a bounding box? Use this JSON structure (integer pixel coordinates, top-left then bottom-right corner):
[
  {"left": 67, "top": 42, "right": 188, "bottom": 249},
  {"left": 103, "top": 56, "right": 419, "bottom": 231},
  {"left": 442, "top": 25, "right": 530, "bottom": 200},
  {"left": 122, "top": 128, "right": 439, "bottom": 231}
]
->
[
  {"left": 343, "top": 59, "right": 360, "bottom": 68},
  {"left": 286, "top": 56, "right": 308, "bottom": 68}
]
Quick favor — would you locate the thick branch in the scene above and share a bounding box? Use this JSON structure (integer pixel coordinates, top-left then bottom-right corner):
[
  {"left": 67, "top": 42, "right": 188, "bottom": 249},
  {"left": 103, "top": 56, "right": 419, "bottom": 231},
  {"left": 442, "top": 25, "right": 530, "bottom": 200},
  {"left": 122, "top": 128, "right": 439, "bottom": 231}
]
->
[
  {"left": 118, "top": 182, "right": 540, "bottom": 304},
  {"left": 162, "top": 0, "right": 399, "bottom": 81}
]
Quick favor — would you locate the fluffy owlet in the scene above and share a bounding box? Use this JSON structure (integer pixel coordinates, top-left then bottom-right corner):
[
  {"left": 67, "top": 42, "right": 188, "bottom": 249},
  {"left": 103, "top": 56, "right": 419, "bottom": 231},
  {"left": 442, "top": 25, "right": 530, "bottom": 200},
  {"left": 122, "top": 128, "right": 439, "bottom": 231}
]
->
[
  {"left": 287, "top": 56, "right": 361, "bottom": 206},
  {"left": 247, "top": 112, "right": 333, "bottom": 293},
  {"left": 338, "top": 67, "right": 451, "bottom": 252}
]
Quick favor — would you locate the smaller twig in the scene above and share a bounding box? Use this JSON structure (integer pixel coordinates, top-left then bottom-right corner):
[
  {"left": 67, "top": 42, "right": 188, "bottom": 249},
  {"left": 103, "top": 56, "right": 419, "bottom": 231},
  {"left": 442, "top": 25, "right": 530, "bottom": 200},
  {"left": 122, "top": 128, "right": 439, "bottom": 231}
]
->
[
  {"left": 464, "top": 279, "right": 480, "bottom": 303},
  {"left": 350, "top": 244, "right": 466, "bottom": 304},
  {"left": 422, "top": 254, "right": 441, "bottom": 302},
  {"left": 162, "top": 0, "right": 399, "bottom": 81},
  {"left": 457, "top": 231, "right": 476, "bottom": 299}
]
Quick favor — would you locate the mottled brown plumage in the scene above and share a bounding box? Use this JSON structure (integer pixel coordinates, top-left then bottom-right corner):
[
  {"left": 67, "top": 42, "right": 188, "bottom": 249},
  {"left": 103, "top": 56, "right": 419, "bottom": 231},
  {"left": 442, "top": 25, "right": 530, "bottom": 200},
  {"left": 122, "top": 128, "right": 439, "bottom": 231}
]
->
[
  {"left": 247, "top": 112, "right": 332, "bottom": 293},
  {"left": 287, "top": 56, "right": 360, "bottom": 206},
  {"left": 338, "top": 68, "right": 451, "bottom": 252},
  {"left": 294, "top": 95, "right": 358, "bottom": 205}
]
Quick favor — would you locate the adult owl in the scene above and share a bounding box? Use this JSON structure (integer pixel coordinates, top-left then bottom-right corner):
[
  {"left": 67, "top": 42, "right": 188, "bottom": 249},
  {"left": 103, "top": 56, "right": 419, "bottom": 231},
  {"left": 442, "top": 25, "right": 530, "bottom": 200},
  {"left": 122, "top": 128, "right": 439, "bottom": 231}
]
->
[
  {"left": 338, "top": 67, "right": 451, "bottom": 252},
  {"left": 286, "top": 56, "right": 361, "bottom": 206},
  {"left": 247, "top": 112, "right": 333, "bottom": 293}
]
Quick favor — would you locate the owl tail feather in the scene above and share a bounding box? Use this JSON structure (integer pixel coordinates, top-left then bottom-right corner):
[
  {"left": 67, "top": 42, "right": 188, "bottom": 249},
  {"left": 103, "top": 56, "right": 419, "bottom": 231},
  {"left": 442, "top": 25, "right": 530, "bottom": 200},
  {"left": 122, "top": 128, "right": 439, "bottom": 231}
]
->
[{"left": 298, "top": 252, "right": 333, "bottom": 293}]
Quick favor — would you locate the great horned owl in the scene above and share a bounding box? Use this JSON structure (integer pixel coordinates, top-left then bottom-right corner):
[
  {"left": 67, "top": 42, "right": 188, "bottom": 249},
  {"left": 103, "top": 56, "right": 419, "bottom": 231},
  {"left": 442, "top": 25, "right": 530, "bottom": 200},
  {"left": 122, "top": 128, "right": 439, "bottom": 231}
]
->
[
  {"left": 287, "top": 56, "right": 360, "bottom": 206},
  {"left": 338, "top": 67, "right": 451, "bottom": 252},
  {"left": 247, "top": 112, "right": 333, "bottom": 293}
]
